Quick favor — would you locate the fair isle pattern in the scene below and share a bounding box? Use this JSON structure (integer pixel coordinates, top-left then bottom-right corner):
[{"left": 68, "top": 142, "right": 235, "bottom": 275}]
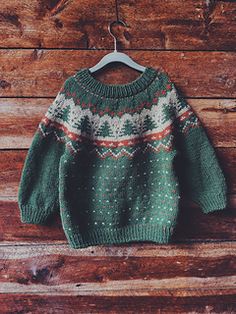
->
[
  {"left": 37, "top": 84, "right": 201, "bottom": 159},
  {"left": 18, "top": 67, "right": 228, "bottom": 250}
]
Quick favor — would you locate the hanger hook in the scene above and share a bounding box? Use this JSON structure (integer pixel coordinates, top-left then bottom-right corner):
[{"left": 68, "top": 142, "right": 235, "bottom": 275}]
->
[{"left": 108, "top": 20, "right": 128, "bottom": 52}]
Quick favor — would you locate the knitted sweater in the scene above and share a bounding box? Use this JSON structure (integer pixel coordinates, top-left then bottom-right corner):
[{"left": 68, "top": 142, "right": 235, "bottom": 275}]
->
[{"left": 18, "top": 66, "right": 228, "bottom": 249}]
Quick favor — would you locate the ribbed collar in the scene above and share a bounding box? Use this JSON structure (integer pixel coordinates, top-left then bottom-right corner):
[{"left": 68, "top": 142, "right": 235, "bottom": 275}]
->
[{"left": 74, "top": 66, "right": 158, "bottom": 98}]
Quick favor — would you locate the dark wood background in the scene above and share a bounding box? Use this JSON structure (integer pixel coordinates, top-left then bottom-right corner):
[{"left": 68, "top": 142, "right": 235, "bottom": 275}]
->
[{"left": 0, "top": 1, "right": 236, "bottom": 313}]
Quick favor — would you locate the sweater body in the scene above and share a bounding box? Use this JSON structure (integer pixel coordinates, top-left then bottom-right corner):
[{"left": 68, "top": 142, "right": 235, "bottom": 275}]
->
[{"left": 18, "top": 66, "right": 228, "bottom": 249}]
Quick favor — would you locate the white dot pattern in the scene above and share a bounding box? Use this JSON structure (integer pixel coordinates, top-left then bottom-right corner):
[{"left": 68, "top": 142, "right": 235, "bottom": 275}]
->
[{"left": 64, "top": 155, "right": 180, "bottom": 234}]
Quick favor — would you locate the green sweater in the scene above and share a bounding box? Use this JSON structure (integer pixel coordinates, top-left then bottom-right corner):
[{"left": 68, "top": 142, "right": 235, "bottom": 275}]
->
[{"left": 18, "top": 66, "right": 228, "bottom": 249}]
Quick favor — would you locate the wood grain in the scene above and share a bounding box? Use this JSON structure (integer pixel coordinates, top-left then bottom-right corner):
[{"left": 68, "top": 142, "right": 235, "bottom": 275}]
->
[
  {"left": 0, "top": 295, "right": 235, "bottom": 314},
  {"left": 0, "top": 0, "right": 235, "bottom": 311},
  {"left": 0, "top": 50, "right": 235, "bottom": 97},
  {"left": 0, "top": 0, "right": 235, "bottom": 50},
  {"left": 0, "top": 242, "right": 235, "bottom": 297}
]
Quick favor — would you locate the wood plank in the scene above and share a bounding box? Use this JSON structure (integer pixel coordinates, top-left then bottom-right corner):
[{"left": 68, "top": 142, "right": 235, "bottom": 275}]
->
[
  {"left": 0, "top": 197, "right": 235, "bottom": 243},
  {"left": 0, "top": 50, "right": 235, "bottom": 97},
  {"left": 0, "top": 1, "right": 235, "bottom": 50},
  {"left": 0, "top": 295, "right": 235, "bottom": 314},
  {"left": 0, "top": 242, "right": 235, "bottom": 297},
  {"left": 1, "top": 98, "right": 235, "bottom": 149}
]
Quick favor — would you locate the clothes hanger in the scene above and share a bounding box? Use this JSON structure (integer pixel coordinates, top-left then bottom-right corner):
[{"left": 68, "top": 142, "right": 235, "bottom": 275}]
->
[{"left": 88, "top": 20, "right": 147, "bottom": 73}]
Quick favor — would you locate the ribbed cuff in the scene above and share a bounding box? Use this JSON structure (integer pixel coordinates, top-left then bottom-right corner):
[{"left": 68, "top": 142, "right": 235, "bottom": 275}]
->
[
  {"left": 198, "top": 193, "right": 227, "bottom": 214},
  {"left": 19, "top": 204, "right": 50, "bottom": 225},
  {"left": 65, "top": 223, "right": 175, "bottom": 249}
]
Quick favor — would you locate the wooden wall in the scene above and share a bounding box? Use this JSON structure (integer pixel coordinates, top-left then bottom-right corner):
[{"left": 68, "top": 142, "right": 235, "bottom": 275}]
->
[{"left": 0, "top": 1, "right": 236, "bottom": 313}]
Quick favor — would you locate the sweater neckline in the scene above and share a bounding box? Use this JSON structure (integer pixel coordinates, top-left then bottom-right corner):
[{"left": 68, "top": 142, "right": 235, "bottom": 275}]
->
[{"left": 74, "top": 66, "right": 158, "bottom": 99}]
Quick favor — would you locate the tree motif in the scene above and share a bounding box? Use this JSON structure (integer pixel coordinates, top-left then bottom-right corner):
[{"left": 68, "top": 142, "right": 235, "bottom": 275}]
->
[
  {"left": 143, "top": 115, "right": 157, "bottom": 132},
  {"left": 79, "top": 115, "right": 92, "bottom": 135},
  {"left": 56, "top": 105, "right": 71, "bottom": 122},
  {"left": 121, "top": 119, "right": 138, "bottom": 136},
  {"left": 96, "top": 121, "right": 112, "bottom": 137}
]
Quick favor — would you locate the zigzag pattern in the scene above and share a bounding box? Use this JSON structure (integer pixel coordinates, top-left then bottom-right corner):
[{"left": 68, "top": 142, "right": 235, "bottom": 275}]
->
[{"left": 38, "top": 123, "right": 174, "bottom": 160}]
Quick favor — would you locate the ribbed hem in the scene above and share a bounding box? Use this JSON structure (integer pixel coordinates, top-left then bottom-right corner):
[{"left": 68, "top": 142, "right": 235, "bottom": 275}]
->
[
  {"left": 65, "top": 223, "right": 174, "bottom": 249},
  {"left": 19, "top": 204, "right": 49, "bottom": 225},
  {"left": 198, "top": 193, "right": 228, "bottom": 214},
  {"left": 74, "top": 66, "right": 158, "bottom": 98}
]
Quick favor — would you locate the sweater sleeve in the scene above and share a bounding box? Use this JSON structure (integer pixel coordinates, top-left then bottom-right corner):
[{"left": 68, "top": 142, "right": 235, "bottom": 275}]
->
[
  {"left": 168, "top": 80, "right": 228, "bottom": 214},
  {"left": 17, "top": 78, "right": 71, "bottom": 225}
]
